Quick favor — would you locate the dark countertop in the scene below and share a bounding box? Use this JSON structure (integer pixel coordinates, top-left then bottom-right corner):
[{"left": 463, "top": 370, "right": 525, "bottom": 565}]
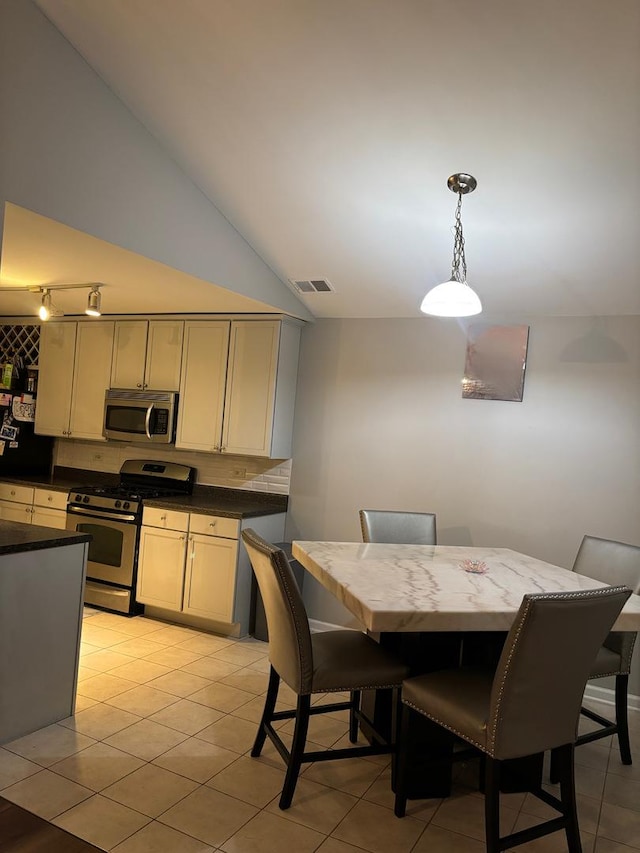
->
[
  {"left": 0, "top": 521, "right": 91, "bottom": 555},
  {"left": 144, "top": 485, "right": 287, "bottom": 519},
  {"left": 1, "top": 468, "right": 288, "bottom": 519}
]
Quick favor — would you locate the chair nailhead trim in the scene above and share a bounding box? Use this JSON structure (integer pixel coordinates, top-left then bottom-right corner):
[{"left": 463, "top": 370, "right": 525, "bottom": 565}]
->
[{"left": 402, "top": 699, "right": 489, "bottom": 755}]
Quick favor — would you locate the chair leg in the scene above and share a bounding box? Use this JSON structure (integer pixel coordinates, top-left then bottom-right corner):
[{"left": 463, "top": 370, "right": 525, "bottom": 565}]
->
[
  {"left": 349, "top": 690, "right": 361, "bottom": 743},
  {"left": 251, "top": 665, "right": 280, "bottom": 758},
  {"left": 393, "top": 703, "right": 410, "bottom": 817},
  {"left": 615, "top": 674, "right": 632, "bottom": 765},
  {"left": 557, "top": 743, "right": 582, "bottom": 853},
  {"left": 484, "top": 756, "right": 501, "bottom": 853},
  {"left": 279, "top": 694, "right": 311, "bottom": 810}
]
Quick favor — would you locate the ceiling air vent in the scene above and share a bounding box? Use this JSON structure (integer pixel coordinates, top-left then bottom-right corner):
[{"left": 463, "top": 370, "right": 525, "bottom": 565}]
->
[{"left": 289, "top": 278, "right": 335, "bottom": 294}]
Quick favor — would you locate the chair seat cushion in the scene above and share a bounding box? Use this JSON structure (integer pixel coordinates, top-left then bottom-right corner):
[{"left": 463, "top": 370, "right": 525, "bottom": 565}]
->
[
  {"left": 589, "top": 644, "right": 622, "bottom": 678},
  {"left": 310, "top": 630, "right": 409, "bottom": 693},
  {"left": 402, "top": 667, "right": 494, "bottom": 753}
]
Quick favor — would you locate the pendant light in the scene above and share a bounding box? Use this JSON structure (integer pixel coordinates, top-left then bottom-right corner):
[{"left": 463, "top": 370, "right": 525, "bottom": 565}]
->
[{"left": 420, "top": 173, "right": 482, "bottom": 317}]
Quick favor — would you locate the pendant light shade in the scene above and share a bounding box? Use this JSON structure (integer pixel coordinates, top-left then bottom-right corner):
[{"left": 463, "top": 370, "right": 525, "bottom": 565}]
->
[
  {"left": 421, "top": 173, "right": 482, "bottom": 318},
  {"left": 420, "top": 277, "right": 482, "bottom": 317}
]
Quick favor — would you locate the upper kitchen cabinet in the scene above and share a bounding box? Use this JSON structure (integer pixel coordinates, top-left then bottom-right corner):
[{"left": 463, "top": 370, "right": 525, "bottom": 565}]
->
[
  {"left": 111, "top": 320, "right": 184, "bottom": 391},
  {"left": 176, "top": 321, "right": 230, "bottom": 452},
  {"left": 176, "top": 318, "right": 301, "bottom": 458},
  {"left": 35, "top": 321, "right": 114, "bottom": 440}
]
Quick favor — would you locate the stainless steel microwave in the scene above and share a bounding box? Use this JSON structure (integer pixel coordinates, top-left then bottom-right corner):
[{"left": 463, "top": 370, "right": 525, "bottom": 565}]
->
[{"left": 103, "top": 389, "right": 178, "bottom": 443}]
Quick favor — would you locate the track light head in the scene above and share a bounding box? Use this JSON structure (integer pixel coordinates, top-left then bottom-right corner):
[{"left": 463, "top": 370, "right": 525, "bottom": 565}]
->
[
  {"left": 38, "top": 289, "right": 51, "bottom": 321},
  {"left": 85, "top": 286, "right": 102, "bottom": 317}
]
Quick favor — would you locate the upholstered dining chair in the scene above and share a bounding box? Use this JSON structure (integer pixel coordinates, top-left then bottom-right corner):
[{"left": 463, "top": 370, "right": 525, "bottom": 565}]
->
[
  {"left": 359, "top": 509, "right": 437, "bottom": 545},
  {"left": 571, "top": 534, "right": 640, "bottom": 764},
  {"left": 241, "top": 529, "right": 410, "bottom": 810},
  {"left": 394, "top": 586, "right": 631, "bottom": 853}
]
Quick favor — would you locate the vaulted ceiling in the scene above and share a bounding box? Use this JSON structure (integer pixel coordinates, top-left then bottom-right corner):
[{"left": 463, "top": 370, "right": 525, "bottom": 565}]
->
[{"left": 28, "top": 0, "right": 640, "bottom": 318}]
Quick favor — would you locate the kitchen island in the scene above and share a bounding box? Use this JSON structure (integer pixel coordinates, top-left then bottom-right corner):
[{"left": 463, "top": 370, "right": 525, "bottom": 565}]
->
[{"left": 0, "top": 522, "right": 90, "bottom": 744}]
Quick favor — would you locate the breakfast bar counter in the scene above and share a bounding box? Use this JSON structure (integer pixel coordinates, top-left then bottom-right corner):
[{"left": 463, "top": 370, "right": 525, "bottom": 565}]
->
[{"left": 0, "top": 521, "right": 90, "bottom": 744}]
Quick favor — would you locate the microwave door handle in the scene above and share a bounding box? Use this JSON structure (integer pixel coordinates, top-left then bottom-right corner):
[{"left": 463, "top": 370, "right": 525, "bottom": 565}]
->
[{"left": 145, "top": 404, "right": 154, "bottom": 440}]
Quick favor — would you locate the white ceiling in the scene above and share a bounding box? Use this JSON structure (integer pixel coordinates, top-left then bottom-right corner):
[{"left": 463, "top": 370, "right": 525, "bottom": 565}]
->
[{"left": 23, "top": 0, "right": 640, "bottom": 318}]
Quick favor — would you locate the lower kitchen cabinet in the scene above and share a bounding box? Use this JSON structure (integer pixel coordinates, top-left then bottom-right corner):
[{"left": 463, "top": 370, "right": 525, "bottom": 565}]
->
[
  {"left": 0, "top": 484, "right": 67, "bottom": 528},
  {"left": 137, "top": 524, "right": 187, "bottom": 610},
  {"left": 183, "top": 532, "right": 237, "bottom": 622},
  {"left": 136, "top": 506, "right": 285, "bottom": 635}
]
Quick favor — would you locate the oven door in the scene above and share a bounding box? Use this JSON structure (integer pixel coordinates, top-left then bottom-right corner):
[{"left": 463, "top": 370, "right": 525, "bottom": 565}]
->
[{"left": 66, "top": 506, "right": 139, "bottom": 586}]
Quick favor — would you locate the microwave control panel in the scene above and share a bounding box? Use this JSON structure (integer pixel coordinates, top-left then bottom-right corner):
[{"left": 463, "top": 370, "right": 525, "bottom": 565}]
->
[{"left": 153, "top": 409, "right": 169, "bottom": 435}]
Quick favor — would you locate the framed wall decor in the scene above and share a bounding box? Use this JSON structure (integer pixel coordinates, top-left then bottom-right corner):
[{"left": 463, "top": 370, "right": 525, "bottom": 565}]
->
[{"left": 462, "top": 324, "right": 529, "bottom": 402}]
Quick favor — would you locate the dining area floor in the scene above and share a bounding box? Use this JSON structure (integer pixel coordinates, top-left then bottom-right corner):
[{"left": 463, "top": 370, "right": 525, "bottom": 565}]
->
[{"left": 0, "top": 609, "right": 638, "bottom": 853}]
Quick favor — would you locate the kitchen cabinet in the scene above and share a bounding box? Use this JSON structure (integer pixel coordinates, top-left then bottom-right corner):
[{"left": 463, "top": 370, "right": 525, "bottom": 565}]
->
[
  {"left": 0, "top": 484, "right": 68, "bottom": 529},
  {"left": 176, "top": 321, "right": 229, "bottom": 452},
  {"left": 35, "top": 321, "right": 114, "bottom": 440},
  {"left": 31, "top": 487, "right": 68, "bottom": 529},
  {"left": 176, "top": 318, "right": 300, "bottom": 458},
  {"left": 111, "top": 320, "right": 184, "bottom": 391},
  {"left": 136, "top": 507, "right": 285, "bottom": 634},
  {"left": 136, "top": 507, "right": 237, "bottom": 622},
  {"left": 0, "top": 483, "right": 33, "bottom": 524}
]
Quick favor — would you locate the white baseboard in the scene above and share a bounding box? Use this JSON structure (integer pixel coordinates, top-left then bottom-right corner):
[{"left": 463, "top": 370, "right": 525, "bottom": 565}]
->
[{"left": 584, "top": 683, "right": 640, "bottom": 712}]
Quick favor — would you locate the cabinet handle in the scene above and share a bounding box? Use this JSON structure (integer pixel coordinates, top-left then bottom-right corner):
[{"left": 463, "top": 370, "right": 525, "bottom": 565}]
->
[
  {"left": 47, "top": 496, "right": 53, "bottom": 502},
  {"left": 221, "top": 446, "right": 226, "bottom": 452},
  {"left": 160, "top": 514, "right": 167, "bottom": 522},
  {"left": 10, "top": 490, "right": 15, "bottom": 496},
  {"left": 209, "top": 521, "right": 217, "bottom": 528},
  {"left": 136, "top": 383, "right": 143, "bottom": 388}
]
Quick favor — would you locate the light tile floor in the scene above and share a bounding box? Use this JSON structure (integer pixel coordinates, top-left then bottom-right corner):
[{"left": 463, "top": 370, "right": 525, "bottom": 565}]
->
[{"left": 1, "top": 609, "right": 639, "bottom": 852}]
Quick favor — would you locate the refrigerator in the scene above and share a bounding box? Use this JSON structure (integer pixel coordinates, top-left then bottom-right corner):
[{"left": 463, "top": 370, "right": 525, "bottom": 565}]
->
[{"left": 0, "top": 391, "right": 54, "bottom": 476}]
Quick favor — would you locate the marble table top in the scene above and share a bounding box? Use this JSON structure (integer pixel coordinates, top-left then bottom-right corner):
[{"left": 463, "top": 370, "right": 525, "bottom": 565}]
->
[{"left": 292, "top": 542, "right": 640, "bottom": 633}]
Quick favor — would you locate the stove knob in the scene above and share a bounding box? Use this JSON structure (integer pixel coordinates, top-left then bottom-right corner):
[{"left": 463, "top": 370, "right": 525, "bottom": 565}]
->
[
  {"left": 75, "top": 494, "right": 82, "bottom": 502},
  {"left": 83, "top": 496, "right": 90, "bottom": 504},
  {"left": 115, "top": 500, "right": 122, "bottom": 508},
  {"left": 123, "top": 501, "right": 130, "bottom": 510}
]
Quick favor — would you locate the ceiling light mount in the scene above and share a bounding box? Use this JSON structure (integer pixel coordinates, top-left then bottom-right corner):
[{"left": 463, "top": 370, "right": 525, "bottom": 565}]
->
[{"left": 420, "top": 173, "right": 482, "bottom": 318}]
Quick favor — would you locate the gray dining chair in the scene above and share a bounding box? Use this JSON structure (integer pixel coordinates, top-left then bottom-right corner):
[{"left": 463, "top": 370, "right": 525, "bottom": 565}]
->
[
  {"left": 241, "top": 529, "right": 410, "bottom": 809},
  {"left": 359, "top": 509, "right": 437, "bottom": 545},
  {"left": 394, "top": 586, "right": 632, "bottom": 853},
  {"left": 571, "top": 534, "right": 640, "bottom": 764}
]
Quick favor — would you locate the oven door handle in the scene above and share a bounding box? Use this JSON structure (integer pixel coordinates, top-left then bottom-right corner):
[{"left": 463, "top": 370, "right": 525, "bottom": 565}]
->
[
  {"left": 145, "top": 404, "right": 154, "bottom": 440},
  {"left": 67, "top": 505, "right": 138, "bottom": 523}
]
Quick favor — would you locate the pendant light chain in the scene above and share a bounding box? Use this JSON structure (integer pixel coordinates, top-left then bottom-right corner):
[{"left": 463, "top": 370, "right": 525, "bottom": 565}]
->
[{"left": 451, "top": 192, "right": 467, "bottom": 283}]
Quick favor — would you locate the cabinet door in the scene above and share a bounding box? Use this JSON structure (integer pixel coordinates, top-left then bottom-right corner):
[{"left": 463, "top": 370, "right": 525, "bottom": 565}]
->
[
  {"left": 176, "top": 321, "right": 230, "bottom": 452},
  {"left": 0, "top": 499, "right": 32, "bottom": 524},
  {"left": 137, "top": 526, "right": 187, "bottom": 609},
  {"left": 145, "top": 321, "right": 184, "bottom": 391},
  {"left": 69, "top": 321, "right": 115, "bottom": 440},
  {"left": 111, "top": 321, "right": 147, "bottom": 389},
  {"left": 31, "top": 507, "right": 67, "bottom": 529},
  {"left": 183, "top": 533, "right": 237, "bottom": 621},
  {"left": 222, "top": 321, "right": 280, "bottom": 456},
  {"left": 35, "top": 322, "right": 77, "bottom": 437}
]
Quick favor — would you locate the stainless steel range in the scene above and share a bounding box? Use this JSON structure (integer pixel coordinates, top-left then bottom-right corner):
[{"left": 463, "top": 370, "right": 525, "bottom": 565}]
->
[{"left": 66, "top": 460, "right": 195, "bottom": 614}]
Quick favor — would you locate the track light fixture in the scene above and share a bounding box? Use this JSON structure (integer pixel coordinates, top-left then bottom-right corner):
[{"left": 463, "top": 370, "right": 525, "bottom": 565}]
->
[
  {"left": 19, "top": 282, "right": 105, "bottom": 321},
  {"left": 38, "top": 289, "right": 52, "bottom": 321},
  {"left": 85, "top": 286, "right": 102, "bottom": 317}
]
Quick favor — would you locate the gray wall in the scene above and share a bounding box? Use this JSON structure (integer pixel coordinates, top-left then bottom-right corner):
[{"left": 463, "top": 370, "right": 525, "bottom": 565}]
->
[
  {"left": 286, "top": 316, "right": 640, "bottom": 693},
  {"left": 0, "top": 0, "right": 309, "bottom": 319}
]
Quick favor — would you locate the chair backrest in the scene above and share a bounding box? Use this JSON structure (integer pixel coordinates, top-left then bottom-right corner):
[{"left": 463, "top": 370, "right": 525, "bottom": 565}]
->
[
  {"left": 486, "top": 586, "right": 631, "bottom": 761},
  {"left": 573, "top": 535, "right": 640, "bottom": 669},
  {"left": 242, "top": 529, "right": 313, "bottom": 694},
  {"left": 573, "top": 535, "right": 640, "bottom": 592},
  {"left": 359, "top": 509, "right": 437, "bottom": 545}
]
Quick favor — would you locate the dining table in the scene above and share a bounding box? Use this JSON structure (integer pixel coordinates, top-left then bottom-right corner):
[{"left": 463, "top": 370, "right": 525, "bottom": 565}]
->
[{"left": 291, "top": 541, "right": 640, "bottom": 798}]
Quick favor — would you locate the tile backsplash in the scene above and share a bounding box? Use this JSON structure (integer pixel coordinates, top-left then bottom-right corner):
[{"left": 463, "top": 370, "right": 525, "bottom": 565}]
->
[{"left": 54, "top": 439, "right": 292, "bottom": 494}]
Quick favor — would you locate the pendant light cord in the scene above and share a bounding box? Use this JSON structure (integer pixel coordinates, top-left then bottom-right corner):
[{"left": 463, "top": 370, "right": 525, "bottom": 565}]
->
[{"left": 451, "top": 192, "right": 467, "bottom": 283}]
